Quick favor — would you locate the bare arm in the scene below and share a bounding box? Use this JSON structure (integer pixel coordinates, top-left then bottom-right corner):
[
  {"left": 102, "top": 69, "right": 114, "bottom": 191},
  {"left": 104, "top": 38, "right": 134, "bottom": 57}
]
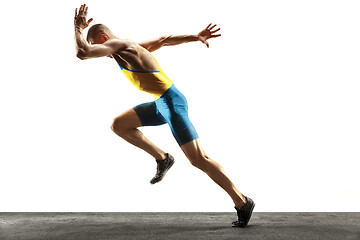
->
[
  {"left": 139, "top": 34, "right": 198, "bottom": 52},
  {"left": 139, "top": 23, "right": 221, "bottom": 52},
  {"left": 75, "top": 28, "right": 127, "bottom": 59},
  {"left": 74, "top": 27, "right": 95, "bottom": 59},
  {"left": 74, "top": 4, "right": 127, "bottom": 60}
]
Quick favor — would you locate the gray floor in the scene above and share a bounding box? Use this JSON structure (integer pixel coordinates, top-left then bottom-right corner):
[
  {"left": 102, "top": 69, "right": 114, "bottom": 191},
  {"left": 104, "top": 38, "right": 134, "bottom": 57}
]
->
[{"left": 0, "top": 212, "right": 359, "bottom": 240}]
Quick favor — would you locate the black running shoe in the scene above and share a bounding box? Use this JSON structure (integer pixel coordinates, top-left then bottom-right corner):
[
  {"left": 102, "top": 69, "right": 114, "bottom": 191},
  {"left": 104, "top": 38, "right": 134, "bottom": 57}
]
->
[
  {"left": 150, "top": 153, "right": 175, "bottom": 184},
  {"left": 232, "top": 196, "right": 255, "bottom": 228}
]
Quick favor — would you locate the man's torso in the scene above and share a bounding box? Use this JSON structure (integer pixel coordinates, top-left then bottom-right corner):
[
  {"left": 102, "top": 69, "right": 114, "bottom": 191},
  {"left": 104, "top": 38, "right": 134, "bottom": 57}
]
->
[
  {"left": 111, "top": 40, "right": 173, "bottom": 99},
  {"left": 112, "top": 41, "right": 159, "bottom": 72}
]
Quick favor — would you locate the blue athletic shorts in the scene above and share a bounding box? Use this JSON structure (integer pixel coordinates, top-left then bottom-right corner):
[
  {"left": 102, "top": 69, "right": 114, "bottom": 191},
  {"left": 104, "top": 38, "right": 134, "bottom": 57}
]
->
[{"left": 133, "top": 84, "right": 199, "bottom": 146}]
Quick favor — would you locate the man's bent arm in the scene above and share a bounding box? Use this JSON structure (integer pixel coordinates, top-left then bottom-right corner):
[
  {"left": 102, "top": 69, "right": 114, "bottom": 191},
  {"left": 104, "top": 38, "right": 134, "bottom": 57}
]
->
[
  {"left": 74, "top": 27, "right": 90, "bottom": 59},
  {"left": 74, "top": 4, "right": 127, "bottom": 60},
  {"left": 74, "top": 27, "right": 126, "bottom": 60}
]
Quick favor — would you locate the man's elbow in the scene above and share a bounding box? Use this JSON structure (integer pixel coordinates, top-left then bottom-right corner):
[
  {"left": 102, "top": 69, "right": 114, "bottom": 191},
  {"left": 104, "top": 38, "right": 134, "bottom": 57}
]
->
[{"left": 76, "top": 49, "right": 88, "bottom": 60}]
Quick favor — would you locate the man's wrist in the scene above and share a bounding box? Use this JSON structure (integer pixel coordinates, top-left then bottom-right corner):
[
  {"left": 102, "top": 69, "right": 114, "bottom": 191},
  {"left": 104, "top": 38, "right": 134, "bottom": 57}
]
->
[
  {"left": 192, "top": 34, "right": 200, "bottom": 42},
  {"left": 74, "top": 25, "right": 83, "bottom": 32}
]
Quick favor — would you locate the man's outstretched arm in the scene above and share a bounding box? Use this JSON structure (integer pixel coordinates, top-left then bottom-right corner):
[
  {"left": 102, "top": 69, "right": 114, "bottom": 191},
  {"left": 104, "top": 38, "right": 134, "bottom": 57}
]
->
[{"left": 139, "top": 23, "right": 221, "bottom": 52}]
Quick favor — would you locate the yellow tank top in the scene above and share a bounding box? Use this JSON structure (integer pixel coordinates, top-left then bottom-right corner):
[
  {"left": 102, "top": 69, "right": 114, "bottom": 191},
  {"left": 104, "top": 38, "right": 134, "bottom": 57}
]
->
[{"left": 118, "top": 56, "right": 173, "bottom": 100}]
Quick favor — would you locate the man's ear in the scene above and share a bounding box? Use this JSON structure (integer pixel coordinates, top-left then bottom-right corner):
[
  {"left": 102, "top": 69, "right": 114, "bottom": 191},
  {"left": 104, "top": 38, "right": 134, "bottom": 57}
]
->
[{"left": 101, "top": 33, "right": 110, "bottom": 41}]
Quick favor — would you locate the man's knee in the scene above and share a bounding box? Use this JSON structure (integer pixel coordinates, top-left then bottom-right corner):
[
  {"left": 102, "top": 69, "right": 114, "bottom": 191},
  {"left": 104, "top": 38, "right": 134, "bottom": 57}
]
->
[
  {"left": 111, "top": 109, "right": 141, "bottom": 135},
  {"left": 111, "top": 117, "right": 126, "bottom": 135},
  {"left": 189, "top": 153, "right": 210, "bottom": 171}
]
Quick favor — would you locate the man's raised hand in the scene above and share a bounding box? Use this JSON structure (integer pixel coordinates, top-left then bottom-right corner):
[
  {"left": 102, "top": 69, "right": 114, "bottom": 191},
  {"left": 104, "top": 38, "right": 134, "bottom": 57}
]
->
[
  {"left": 74, "top": 4, "right": 93, "bottom": 30},
  {"left": 198, "top": 23, "right": 221, "bottom": 48}
]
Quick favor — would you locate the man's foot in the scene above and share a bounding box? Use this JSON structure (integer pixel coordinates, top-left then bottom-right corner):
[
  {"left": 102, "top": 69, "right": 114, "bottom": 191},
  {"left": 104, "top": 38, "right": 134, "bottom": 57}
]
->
[
  {"left": 150, "top": 153, "right": 175, "bottom": 184},
  {"left": 232, "top": 196, "right": 255, "bottom": 228}
]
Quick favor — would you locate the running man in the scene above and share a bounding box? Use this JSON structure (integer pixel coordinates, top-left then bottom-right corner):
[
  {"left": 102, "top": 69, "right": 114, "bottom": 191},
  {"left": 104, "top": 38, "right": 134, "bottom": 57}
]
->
[{"left": 74, "top": 4, "right": 255, "bottom": 227}]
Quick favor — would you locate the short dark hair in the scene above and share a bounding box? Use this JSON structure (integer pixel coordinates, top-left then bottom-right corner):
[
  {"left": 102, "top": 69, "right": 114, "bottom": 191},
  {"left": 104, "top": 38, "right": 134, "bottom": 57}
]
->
[{"left": 86, "top": 24, "right": 112, "bottom": 43}]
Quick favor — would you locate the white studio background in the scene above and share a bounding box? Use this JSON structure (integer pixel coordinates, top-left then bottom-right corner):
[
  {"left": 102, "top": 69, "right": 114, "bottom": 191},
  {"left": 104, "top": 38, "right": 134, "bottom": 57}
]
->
[{"left": 0, "top": 0, "right": 359, "bottom": 212}]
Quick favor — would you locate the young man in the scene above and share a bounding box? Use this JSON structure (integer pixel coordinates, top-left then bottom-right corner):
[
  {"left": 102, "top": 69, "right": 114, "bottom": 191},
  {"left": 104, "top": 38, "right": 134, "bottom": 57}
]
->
[{"left": 74, "top": 4, "right": 255, "bottom": 227}]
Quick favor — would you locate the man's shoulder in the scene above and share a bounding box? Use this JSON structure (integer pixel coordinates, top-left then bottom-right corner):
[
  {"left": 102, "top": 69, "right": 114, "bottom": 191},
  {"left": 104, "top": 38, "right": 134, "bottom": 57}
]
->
[{"left": 104, "top": 38, "right": 133, "bottom": 48}]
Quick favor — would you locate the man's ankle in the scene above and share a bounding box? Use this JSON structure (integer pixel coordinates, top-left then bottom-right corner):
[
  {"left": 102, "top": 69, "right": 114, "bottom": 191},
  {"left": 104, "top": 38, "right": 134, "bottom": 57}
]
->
[
  {"left": 156, "top": 153, "right": 167, "bottom": 161},
  {"left": 235, "top": 197, "right": 247, "bottom": 209}
]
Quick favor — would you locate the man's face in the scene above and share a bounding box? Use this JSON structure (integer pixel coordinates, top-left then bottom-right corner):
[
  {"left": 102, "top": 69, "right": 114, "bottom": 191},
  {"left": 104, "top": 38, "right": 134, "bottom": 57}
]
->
[{"left": 90, "top": 33, "right": 109, "bottom": 44}]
